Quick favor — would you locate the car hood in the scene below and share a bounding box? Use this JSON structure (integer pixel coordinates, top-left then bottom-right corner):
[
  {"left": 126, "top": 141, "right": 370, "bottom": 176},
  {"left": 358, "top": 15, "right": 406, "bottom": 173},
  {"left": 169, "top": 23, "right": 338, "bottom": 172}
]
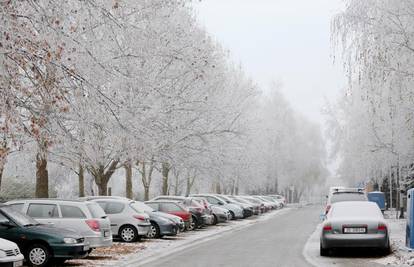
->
[
  {"left": 0, "top": 238, "right": 19, "bottom": 250},
  {"left": 153, "top": 211, "right": 182, "bottom": 222},
  {"left": 211, "top": 206, "right": 229, "bottom": 214},
  {"left": 25, "top": 224, "right": 82, "bottom": 238}
]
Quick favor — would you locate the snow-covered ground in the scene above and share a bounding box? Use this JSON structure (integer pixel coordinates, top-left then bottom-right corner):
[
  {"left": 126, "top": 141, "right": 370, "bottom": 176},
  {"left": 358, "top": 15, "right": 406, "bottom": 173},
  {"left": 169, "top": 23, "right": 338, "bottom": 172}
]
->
[{"left": 64, "top": 208, "right": 290, "bottom": 267}]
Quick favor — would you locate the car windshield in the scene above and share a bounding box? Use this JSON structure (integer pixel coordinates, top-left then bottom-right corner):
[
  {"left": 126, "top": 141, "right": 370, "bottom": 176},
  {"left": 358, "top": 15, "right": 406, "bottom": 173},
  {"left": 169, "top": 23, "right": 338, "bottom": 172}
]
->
[
  {"left": 130, "top": 201, "right": 153, "bottom": 213},
  {"left": 330, "top": 202, "right": 383, "bottom": 219},
  {"left": 330, "top": 193, "right": 367, "bottom": 203},
  {"left": 2, "top": 206, "right": 39, "bottom": 226},
  {"left": 87, "top": 203, "right": 107, "bottom": 218}
]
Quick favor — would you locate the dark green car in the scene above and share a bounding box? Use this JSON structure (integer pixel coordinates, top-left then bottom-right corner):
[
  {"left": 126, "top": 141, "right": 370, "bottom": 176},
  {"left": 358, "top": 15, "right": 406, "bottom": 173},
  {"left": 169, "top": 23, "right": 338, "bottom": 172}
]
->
[{"left": 0, "top": 205, "right": 88, "bottom": 267}]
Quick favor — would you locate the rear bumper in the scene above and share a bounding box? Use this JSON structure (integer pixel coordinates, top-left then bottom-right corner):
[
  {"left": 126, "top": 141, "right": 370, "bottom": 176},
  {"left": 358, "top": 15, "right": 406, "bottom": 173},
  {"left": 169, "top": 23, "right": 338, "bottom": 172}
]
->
[
  {"left": 321, "top": 233, "right": 389, "bottom": 249},
  {"left": 137, "top": 223, "right": 151, "bottom": 236},
  {"left": 215, "top": 213, "right": 228, "bottom": 223},
  {"left": 202, "top": 214, "right": 214, "bottom": 225},
  {"left": 159, "top": 223, "right": 179, "bottom": 236},
  {"left": 85, "top": 235, "right": 113, "bottom": 248}
]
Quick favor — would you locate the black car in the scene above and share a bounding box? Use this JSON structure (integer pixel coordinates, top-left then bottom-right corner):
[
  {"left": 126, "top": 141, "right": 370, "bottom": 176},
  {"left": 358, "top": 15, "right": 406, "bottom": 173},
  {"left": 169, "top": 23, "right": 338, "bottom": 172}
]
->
[{"left": 0, "top": 205, "right": 88, "bottom": 267}]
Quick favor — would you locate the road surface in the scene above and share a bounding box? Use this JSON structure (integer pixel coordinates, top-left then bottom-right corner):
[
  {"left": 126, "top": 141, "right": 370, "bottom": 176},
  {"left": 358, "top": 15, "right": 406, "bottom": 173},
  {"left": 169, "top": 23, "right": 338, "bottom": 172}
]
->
[
  {"left": 142, "top": 205, "right": 393, "bottom": 267},
  {"left": 146, "top": 205, "right": 320, "bottom": 267}
]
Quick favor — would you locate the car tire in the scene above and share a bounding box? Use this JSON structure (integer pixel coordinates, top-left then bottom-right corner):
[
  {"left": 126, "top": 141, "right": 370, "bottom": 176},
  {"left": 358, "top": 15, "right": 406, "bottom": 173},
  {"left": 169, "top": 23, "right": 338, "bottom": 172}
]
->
[
  {"left": 119, "top": 225, "right": 139, "bottom": 242},
  {"left": 188, "top": 216, "right": 197, "bottom": 231},
  {"left": 212, "top": 214, "right": 218, "bottom": 225},
  {"left": 229, "top": 211, "right": 235, "bottom": 220},
  {"left": 147, "top": 222, "right": 160, "bottom": 239},
  {"left": 381, "top": 239, "right": 391, "bottom": 255},
  {"left": 26, "top": 243, "right": 51, "bottom": 267},
  {"left": 320, "top": 244, "right": 329, "bottom": 257}
]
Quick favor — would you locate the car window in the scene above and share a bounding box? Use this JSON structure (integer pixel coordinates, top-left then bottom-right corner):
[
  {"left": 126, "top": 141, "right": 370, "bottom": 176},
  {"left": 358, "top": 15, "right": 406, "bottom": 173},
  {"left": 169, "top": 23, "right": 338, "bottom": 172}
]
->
[
  {"left": 145, "top": 203, "right": 159, "bottom": 211},
  {"left": 206, "top": 197, "right": 220, "bottom": 205},
  {"left": 130, "top": 202, "right": 152, "bottom": 213},
  {"left": 27, "top": 204, "right": 59, "bottom": 218},
  {"left": 8, "top": 203, "right": 24, "bottom": 212},
  {"left": 101, "top": 202, "right": 125, "bottom": 214},
  {"left": 330, "top": 193, "right": 367, "bottom": 203},
  {"left": 87, "top": 203, "right": 106, "bottom": 218},
  {"left": 61, "top": 205, "right": 87, "bottom": 218},
  {"left": 161, "top": 203, "right": 183, "bottom": 212}
]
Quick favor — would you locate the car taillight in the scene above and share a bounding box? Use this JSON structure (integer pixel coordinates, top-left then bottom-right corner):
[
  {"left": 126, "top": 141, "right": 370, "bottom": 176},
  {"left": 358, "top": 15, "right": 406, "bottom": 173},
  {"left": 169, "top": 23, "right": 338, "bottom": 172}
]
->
[
  {"left": 378, "top": 223, "right": 387, "bottom": 231},
  {"left": 133, "top": 215, "right": 146, "bottom": 221},
  {"left": 323, "top": 224, "right": 332, "bottom": 232},
  {"left": 325, "top": 205, "right": 331, "bottom": 214},
  {"left": 86, "top": 219, "right": 100, "bottom": 232}
]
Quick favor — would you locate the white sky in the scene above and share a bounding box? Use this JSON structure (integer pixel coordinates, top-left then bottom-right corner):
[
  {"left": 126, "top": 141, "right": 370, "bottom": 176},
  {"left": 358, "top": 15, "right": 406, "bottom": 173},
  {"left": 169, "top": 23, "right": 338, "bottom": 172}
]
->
[{"left": 194, "top": 0, "right": 346, "bottom": 126}]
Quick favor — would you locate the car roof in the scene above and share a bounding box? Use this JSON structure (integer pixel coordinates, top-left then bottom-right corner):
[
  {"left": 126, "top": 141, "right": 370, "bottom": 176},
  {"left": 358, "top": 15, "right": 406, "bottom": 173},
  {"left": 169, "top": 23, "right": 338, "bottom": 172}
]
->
[
  {"left": 145, "top": 200, "right": 180, "bottom": 204},
  {"left": 7, "top": 198, "right": 90, "bottom": 204}
]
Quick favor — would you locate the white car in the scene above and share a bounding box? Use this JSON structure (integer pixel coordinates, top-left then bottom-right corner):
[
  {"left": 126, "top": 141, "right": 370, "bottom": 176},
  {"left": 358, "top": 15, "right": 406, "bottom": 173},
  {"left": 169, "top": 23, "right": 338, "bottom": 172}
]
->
[{"left": 0, "top": 238, "right": 24, "bottom": 267}]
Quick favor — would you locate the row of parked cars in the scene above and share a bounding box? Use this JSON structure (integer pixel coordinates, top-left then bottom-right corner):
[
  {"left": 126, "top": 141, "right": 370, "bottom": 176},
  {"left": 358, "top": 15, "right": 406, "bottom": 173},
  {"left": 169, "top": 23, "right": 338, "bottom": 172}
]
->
[
  {"left": 320, "top": 187, "right": 390, "bottom": 256},
  {"left": 0, "top": 193, "right": 286, "bottom": 266}
]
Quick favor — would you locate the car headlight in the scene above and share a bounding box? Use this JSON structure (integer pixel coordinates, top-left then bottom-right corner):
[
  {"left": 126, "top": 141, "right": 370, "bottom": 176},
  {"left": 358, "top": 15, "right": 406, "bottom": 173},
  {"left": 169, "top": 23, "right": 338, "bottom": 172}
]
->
[
  {"left": 0, "top": 250, "right": 6, "bottom": 258},
  {"left": 63, "top": 237, "right": 78, "bottom": 244}
]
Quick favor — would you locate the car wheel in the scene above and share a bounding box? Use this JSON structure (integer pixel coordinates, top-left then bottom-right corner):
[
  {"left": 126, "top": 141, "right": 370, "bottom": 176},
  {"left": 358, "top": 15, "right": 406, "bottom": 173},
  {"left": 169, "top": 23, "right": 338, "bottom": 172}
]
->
[
  {"left": 188, "top": 216, "right": 197, "bottom": 231},
  {"left": 147, "top": 222, "right": 160, "bottom": 239},
  {"left": 212, "top": 214, "right": 218, "bottom": 225},
  {"left": 320, "top": 243, "right": 329, "bottom": 257},
  {"left": 119, "top": 225, "right": 139, "bottom": 242},
  {"left": 381, "top": 239, "right": 391, "bottom": 255},
  {"left": 26, "top": 243, "right": 51, "bottom": 267},
  {"left": 229, "top": 211, "right": 235, "bottom": 220}
]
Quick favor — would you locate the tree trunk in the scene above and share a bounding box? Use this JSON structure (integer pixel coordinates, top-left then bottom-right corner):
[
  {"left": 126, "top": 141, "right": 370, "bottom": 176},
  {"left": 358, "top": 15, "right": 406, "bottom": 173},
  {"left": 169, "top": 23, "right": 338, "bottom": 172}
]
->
[
  {"left": 91, "top": 161, "right": 119, "bottom": 196},
  {"left": 144, "top": 186, "right": 150, "bottom": 201},
  {"left": 215, "top": 180, "right": 221, "bottom": 194},
  {"left": 161, "top": 162, "right": 170, "bottom": 195},
  {"left": 125, "top": 161, "right": 133, "bottom": 199},
  {"left": 35, "top": 152, "right": 49, "bottom": 198},
  {"left": 0, "top": 164, "right": 4, "bottom": 192},
  {"left": 78, "top": 165, "right": 85, "bottom": 197}
]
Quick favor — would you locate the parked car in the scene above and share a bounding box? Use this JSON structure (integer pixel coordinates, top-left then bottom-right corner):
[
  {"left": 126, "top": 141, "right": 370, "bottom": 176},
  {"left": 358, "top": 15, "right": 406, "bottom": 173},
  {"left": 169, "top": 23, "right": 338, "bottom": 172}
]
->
[
  {"left": 190, "top": 194, "right": 244, "bottom": 220},
  {"left": 145, "top": 201, "right": 192, "bottom": 231},
  {"left": 0, "top": 238, "right": 24, "bottom": 267},
  {"left": 269, "top": 195, "right": 286, "bottom": 207},
  {"left": 150, "top": 196, "right": 214, "bottom": 229},
  {"left": 239, "top": 196, "right": 266, "bottom": 214},
  {"left": 228, "top": 195, "right": 261, "bottom": 215},
  {"left": 0, "top": 204, "right": 88, "bottom": 267},
  {"left": 261, "top": 196, "right": 283, "bottom": 209},
  {"left": 325, "top": 188, "right": 368, "bottom": 214},
  {"left": 82, "top": 196, "right": 185, "bottom": 236},
  {"left": 191, "top": 196, "right": 230, "bottom": 224},
  {"left": 218, "top": 195, "right": 254, "bottom": 218},
  {"left": 131, "top": 201, "right": 181, "bottom": 238},
  {"left": 254, "top": 196, "right": 278, "bottom": 210},
  {"left": 86, "top": 199, "right": 151, "bottom": 242},
  {"left": 6, "top": 199, "right": 112, "bottom": 251},
  {"left": 320, "top": 201, "right": 390, "bottom": 256}
]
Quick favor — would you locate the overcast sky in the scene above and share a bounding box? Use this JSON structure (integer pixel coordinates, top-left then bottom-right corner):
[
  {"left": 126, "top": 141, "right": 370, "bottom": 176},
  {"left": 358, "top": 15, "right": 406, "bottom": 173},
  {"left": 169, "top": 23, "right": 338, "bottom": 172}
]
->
[{"left": 194, "top": 0, "right": 346, "bottom": 126}]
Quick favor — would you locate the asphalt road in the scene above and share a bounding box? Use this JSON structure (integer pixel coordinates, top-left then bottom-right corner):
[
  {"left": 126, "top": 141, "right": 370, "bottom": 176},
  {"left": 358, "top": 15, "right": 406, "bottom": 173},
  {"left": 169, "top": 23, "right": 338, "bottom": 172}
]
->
[{"left": 146, "top": 205, "right": 321, "bottom": 267}]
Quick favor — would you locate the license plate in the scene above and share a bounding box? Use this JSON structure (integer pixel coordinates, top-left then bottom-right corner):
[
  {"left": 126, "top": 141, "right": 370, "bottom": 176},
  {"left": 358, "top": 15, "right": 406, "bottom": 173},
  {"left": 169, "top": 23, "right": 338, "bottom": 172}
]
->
[
  {"left": 104, "top": 230, "right": 110, "bottom": 237},
  {"left": 343, "top": 227, "right": 366, "bottom": 234},
  {"left": 13, "top": 261, "right": 23, "bottom": 267},
  {"left": 83, "top": 245, "right": 90, "bottom": 251}
]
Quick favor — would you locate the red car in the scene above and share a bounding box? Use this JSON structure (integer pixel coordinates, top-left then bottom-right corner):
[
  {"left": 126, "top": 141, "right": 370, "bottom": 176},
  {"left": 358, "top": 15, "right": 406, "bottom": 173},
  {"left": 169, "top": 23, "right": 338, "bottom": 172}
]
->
[{"left": 145, "top": 200, "right": 192, "bottom": 230}]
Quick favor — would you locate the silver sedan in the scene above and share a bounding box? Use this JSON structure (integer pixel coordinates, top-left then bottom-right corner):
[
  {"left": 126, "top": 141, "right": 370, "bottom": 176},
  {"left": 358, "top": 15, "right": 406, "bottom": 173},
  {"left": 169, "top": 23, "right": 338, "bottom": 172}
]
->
[{"left": 320, "top": 201, "right": 390, "bottom": 256}]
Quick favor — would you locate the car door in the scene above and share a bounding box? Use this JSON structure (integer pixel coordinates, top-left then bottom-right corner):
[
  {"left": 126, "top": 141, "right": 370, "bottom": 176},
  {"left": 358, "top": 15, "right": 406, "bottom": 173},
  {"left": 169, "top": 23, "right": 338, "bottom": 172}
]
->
[
  {"left": 26, "top": 203, "right": 60, "bottom": 227},
  {"left": 96, "top": 201, "right": 125, "bottom": 235},
  {"left": 59, "top": 204, "right": 88, "bottom": 236}
]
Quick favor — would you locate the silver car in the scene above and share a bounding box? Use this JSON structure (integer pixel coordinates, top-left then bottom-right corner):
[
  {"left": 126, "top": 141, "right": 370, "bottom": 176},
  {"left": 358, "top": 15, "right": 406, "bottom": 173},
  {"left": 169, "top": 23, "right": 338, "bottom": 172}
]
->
[
  {"left": 320, "top": 201, "right": 390, "bottom": 256},
  {"left": 89, "top": 199, "right": 151, "bottom": 242},
  {"left": 190, "top": 194, "right": 244, "bottom": 219},
  {"left": 6, "top": 199, "right": 112, "bottom": 250}
]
